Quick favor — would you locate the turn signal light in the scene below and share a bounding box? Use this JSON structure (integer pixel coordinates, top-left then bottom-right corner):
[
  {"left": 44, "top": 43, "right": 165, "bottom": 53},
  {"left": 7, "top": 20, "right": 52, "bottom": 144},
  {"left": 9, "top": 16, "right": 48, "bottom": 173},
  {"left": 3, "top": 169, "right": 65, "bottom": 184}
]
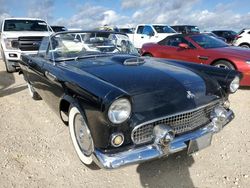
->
[{"left": 111, "top": 133, "right": 124, "bottom": 147}]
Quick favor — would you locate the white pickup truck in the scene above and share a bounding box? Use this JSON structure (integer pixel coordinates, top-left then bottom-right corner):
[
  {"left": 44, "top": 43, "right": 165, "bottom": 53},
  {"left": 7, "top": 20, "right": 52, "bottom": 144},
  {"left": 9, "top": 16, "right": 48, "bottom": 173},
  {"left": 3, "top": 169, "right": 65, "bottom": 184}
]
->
[
  {"left": 127, "top": 24, "right": 177, "bottom": 49},
  {"left": 0, "top": 18, "right": 52, "bottom": 72}
]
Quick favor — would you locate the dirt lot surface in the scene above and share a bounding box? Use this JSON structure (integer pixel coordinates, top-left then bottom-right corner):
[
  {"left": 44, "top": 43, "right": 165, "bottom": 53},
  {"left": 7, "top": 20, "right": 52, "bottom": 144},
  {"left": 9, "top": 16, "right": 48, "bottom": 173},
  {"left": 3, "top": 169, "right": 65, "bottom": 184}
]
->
[{"left": 0, "top": 60, "right": 249, "bottom": 188}]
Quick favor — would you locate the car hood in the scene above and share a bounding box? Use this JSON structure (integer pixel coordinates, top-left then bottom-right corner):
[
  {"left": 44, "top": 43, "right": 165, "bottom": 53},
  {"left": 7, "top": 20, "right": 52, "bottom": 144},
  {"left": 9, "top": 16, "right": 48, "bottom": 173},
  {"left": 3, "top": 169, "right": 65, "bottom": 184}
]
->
[
  {"left": 208, "top": 46, "right": 250, "bottom": 59},
  {"left": 2, "top": 31, "right": 52, "bottom": 38},
  {"left": 70, "top": 56, "right": 222, "bottom": 117}
]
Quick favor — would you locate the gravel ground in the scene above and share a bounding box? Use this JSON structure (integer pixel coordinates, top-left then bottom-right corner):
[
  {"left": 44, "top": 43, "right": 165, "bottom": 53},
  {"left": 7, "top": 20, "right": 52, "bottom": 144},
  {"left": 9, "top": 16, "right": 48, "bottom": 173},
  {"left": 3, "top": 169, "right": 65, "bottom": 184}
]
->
[{"left": 0, "top": 60, "right": 249, "bottom": 188}]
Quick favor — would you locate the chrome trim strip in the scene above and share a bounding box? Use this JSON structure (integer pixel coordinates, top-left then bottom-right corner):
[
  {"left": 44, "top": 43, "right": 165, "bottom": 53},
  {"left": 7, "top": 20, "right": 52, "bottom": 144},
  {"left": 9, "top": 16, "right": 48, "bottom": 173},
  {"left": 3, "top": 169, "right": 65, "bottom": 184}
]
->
[{"left": 131, "top": 100, "right": 221, "bottom": 144}]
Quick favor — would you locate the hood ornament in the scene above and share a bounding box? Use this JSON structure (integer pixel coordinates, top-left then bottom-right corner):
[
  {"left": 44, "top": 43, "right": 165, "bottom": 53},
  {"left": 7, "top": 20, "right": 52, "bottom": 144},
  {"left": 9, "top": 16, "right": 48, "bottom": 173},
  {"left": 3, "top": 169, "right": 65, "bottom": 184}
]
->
[{"left": 187, "top": 91, "right": 195, "bottom": 99}]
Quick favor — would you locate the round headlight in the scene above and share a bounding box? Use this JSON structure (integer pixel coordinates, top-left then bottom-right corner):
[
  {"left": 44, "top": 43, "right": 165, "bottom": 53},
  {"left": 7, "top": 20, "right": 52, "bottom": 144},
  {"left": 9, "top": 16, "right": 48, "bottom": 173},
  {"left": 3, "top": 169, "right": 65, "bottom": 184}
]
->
[
  {"left": 229, "top": 76, "right": 240, "bottom": 93},
  {"left": 108, "top": 98, "right": 131, "bottom": 124}
]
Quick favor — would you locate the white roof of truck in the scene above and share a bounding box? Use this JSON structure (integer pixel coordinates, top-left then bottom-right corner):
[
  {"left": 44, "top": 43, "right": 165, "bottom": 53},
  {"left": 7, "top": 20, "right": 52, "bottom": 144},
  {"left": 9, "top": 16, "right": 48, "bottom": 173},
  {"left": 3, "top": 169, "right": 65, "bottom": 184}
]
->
[
  {"left": 3, "top": 17, "right": 46, "bottom": 21},
  {"left": 137, "top": 24, "right": 171, "bottom": 26}
]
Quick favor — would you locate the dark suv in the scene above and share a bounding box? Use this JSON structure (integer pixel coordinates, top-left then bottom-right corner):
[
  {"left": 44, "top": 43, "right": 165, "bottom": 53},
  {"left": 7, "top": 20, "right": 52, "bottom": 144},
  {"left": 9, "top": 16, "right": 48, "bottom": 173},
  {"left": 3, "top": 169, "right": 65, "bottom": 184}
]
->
[
  {"left": 211, "top": 30, "right": 237, "bottom": 44},
  {"left": 171, "top": 25, "right": 200, "bottom": 34},
  {"left": 51, "top": 25, "right": 67, "bottom": 32}
]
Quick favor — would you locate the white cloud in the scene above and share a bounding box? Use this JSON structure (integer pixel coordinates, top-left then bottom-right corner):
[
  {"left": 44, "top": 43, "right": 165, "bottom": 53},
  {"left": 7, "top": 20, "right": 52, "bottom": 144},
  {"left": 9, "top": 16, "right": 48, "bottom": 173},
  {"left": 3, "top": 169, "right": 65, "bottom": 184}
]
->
[
  {"left": 121, "top": 0, "right": 155, "bottom": 9},
  {"left": 27, "top": 0, "right": 54, "bottom": 21},
  {"left": 118, "top": 0, "right": 250, "bottom": 31},
  {"left": 54, "top": 3, "right": 130, "bottom": 29},
  {"left": 0, "top": 0, "right": 11, "bottom": 23},
  {"left": 54, "top": 4, "right": 107, "bottom": 29}
]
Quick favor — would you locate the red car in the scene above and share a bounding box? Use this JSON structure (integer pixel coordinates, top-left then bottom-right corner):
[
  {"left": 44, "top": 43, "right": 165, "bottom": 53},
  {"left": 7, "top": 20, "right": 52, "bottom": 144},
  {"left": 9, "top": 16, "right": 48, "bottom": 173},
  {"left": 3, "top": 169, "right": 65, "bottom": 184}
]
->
[{"left": 141, "top": 34, "right": 250, "bottom": 86}]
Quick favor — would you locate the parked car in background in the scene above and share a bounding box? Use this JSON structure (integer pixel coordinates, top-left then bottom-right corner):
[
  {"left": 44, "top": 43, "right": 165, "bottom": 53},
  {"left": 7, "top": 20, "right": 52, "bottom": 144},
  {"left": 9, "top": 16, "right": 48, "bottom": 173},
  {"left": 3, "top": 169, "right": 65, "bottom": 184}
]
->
[
  {"left": 127, "top": 24, "right": 176, "bottom": 49},
  {"left": 141, "top": 34, "right": 250, "bottom": 86},
  {"left": 211, "top": 30, "right": 237, "bottom": 44},
  {"left": 51, "top": 25, "right": 67, "bottom": 32},
  {"left": 0, "top": 17, "right": 52, "bottom": 72},
  {"left": 202, "top": 32, "right": 227, "bottom": 42},
  {"left": 118, "top": 27, "right": 135, "bottom": 34},
  {"left": 71, "top": 31, "right": 133, "bottom": 52},
  {"left": 97, "top": 25, "right": 119, "bottom": 32},
  {"left": 233, "top": 28, "right": 250, "bottom": 48},
  {"left": 171, "top": 25, "right": 200, "bottom": 34},
  {"left": 19, "top": 31, "right": 240, "bottom": 169}
]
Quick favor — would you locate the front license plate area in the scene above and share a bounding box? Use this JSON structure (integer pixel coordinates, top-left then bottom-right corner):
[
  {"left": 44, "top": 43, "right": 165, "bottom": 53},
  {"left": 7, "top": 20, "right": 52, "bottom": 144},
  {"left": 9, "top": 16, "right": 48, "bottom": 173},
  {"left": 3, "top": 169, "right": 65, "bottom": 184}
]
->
[{"left": 187, "top": 133, "right": 213, "bottom": 155}]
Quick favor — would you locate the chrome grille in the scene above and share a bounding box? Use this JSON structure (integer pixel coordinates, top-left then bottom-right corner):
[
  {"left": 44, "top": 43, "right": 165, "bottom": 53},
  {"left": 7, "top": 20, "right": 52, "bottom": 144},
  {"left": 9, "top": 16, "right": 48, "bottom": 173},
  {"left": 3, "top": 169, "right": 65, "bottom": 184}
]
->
[{"left": 131, "top": 102, "right": 219, "bottom": 145}]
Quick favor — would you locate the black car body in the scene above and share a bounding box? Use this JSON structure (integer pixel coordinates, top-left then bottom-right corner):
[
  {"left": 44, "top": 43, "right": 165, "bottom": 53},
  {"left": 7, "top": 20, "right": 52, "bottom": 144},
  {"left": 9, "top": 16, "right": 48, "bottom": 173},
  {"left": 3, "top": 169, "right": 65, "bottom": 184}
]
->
[
  {"left": 212, "top": 30, "right": 237, "bottom": 44},
  {"left": 171, "top": 25, "right": 200, "bottom": 34},
  {"left": 19, "top": 31, "right": 241, "bottom": 169}
]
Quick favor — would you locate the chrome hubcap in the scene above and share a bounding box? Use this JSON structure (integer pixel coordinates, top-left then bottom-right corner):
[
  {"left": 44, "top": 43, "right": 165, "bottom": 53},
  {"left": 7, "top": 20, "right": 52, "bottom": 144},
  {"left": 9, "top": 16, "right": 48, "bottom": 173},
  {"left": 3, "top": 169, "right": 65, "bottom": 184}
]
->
[
  {"left": 215, "top": 64, "right": 230, "bottom": 69},
  {"left": 241, "top": 45, "right": 249, "bottom": 48},
  {"left": 74, "top": 114, "right": 93, "bottom": 156}
]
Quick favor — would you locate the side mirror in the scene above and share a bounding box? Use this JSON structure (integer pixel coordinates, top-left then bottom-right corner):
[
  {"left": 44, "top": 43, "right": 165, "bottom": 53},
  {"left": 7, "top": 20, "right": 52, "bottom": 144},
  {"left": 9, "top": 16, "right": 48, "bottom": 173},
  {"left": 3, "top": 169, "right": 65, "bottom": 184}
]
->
[{"left": 179, "top": 43, "right": 189, "bottom": 49}]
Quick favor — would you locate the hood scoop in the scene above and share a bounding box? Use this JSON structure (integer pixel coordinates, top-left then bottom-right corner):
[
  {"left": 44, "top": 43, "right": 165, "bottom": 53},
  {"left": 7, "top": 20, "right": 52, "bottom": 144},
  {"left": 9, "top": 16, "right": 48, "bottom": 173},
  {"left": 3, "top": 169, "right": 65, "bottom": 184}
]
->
[{"left": 123, "top": 57, "right": 146, "bottom": 66}]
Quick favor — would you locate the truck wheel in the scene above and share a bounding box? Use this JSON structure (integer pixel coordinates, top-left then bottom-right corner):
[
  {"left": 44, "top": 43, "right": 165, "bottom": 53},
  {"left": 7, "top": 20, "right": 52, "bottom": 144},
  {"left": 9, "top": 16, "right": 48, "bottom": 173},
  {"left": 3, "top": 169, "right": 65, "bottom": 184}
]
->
[
  {"left": 213, "top": 60, "right": 235, "bottom": 70},
  {"left": 27, "top": 82, "right": 41, "bottom": 100},
  {"left": 69, "top": 106, "right": 98, "bottom": 168}
]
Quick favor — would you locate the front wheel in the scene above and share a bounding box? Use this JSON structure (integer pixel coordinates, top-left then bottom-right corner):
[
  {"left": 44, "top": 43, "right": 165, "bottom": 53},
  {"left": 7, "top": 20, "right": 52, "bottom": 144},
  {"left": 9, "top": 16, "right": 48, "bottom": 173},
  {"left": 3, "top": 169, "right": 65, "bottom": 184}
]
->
[
  {"left": 213, "top": 60, "right": 235, "bottom": 70},
  {"left": 69, "top": 106, "right": 96, "bottom": 167}
]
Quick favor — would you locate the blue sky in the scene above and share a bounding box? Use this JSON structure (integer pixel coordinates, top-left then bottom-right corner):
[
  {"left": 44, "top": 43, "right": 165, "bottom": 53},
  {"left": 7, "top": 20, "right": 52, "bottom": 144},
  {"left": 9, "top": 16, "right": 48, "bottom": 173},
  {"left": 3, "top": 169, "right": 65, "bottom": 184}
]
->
[{"left": 1, "top": 0, "right": 250, "bottom": 31}]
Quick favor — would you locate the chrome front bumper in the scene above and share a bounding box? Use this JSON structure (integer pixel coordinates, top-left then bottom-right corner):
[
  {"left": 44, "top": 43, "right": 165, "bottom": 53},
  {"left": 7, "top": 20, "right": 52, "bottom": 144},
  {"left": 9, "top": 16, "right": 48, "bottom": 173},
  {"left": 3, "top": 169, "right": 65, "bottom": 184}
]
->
[{"left": 93, "top": 109, "right": 234, "bottom": 169}]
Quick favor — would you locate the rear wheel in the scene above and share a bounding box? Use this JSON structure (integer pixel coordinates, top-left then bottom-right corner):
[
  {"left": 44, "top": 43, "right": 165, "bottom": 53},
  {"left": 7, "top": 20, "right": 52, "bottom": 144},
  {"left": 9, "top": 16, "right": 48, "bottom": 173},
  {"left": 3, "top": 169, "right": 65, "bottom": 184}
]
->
[
  {"left": 69, "top": 106, "right": 98, "bottom": 168},
  {"left": 240, "top": 43, "right": 250, "bottom": 48},
  {"left": 143, "top": 53, "right": 153, "bottom": 57},
  {"left": 213, "top": 60, "right": 235, "bottom": 70}
]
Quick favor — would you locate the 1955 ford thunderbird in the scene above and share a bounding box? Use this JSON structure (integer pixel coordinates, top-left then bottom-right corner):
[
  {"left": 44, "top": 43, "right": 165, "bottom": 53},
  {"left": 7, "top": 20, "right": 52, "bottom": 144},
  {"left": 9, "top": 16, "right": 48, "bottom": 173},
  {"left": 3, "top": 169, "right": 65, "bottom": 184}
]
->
[{"left": 19, "top": 31, "right": 242, "bottom": 169}]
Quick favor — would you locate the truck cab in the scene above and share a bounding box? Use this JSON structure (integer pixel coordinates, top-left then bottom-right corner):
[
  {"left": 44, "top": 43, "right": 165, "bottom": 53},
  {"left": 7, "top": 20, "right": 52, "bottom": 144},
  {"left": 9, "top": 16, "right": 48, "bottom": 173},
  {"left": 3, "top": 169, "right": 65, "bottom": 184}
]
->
[
  {"left": 129, "top": 24, "right": 176, "bottom": 49},
  {"left": 0, "top": 18, "right": 52, "bottom": 72}
]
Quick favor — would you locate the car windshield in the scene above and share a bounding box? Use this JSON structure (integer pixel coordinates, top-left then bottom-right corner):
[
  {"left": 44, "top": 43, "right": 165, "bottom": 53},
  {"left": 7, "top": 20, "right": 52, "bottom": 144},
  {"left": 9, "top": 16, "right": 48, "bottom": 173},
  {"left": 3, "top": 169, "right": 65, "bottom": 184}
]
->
[
  {"left": 190, "top": 34, "right": 228, "bottom": 49},
  {"left": 153, "top": 25, "right": 176, "bottom": 33},
  {"left": 227, "top": 30, "right": 237, "bottom": 35},
  {"left": 119, "top": 28, "right": 134, "bottom": 34},
  {"left": 203, "top": 33, "right": 217, "bottom": 37},
  {"left": 51, "top": 26, "right": 67, "bottom": 32},
  {"left": 4, "top": 20, "right": 49, "bottom": 31},
  {"left": 46, "top": 31, "right": 138, "bottom": 61},
  {"left": 187, "top": 26, "right": 200, "bottom": 33}
]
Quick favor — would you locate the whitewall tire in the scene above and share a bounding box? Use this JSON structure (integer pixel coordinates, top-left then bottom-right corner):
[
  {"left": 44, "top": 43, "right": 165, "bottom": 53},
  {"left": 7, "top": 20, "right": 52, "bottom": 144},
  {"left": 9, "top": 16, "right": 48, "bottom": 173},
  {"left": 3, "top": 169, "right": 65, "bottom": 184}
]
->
[{"left": 69, "top": 106, "right": 94, "bottom": 165}]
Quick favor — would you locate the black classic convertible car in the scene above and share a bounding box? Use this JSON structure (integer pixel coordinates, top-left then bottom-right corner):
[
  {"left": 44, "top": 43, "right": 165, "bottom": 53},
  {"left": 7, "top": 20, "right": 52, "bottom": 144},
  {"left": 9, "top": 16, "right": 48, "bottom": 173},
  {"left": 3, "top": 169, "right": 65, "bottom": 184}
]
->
[{"left": 19, "top": 31, "right": 241, "bottom": 169}]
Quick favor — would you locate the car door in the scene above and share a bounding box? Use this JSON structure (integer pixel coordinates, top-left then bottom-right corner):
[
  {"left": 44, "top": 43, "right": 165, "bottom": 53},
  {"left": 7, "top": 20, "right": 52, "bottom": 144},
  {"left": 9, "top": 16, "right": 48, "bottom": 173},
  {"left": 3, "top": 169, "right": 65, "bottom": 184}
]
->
[
  {"left": 26, "top": 36, "right": 65, "bottom": 113},
  {"left": 140, "top": 25, "right": 157, "bottom": 45},
  {"left": 156, "top": 35, "right": 202, "bottom": 63},
  {"left": 133, "top": 25, "right": 145, "bottom": 48}
]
